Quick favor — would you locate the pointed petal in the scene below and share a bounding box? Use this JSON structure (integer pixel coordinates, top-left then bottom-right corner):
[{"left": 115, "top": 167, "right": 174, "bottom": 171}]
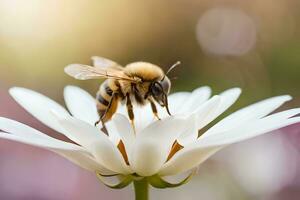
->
[
  {"left": 91, "top": 139, "right": 132, "bottom": 174},
  {"left": 216, "top": 87, "right": 241, "bottom": 116},
  {"left": 131, "top": 115, "right": 194, "bottom": 176},
  {"left": 54, "top": 114, "right": 131, "bottom": 174},
  {"left": 204, "top": 95, "right": 292, "bottom": 136},
  {"left": 176, "top": 115, "right": 197, "bottom": 146},
  {"left": 0, "top": 117, "right": 80, "bottom": 149},
  {"left": 177, "top": 96, "right": 221, "bottom": 146},
  {"left": 0, "top": 117, "right": 112, "bottom": 173},
  {"left": 104, "top": 120, "right": 121, "bottom": 145},
  {"left": 168, "top": 92, "right": 190, "bottom": 114},
  {"left": 0, "top": 117, "right": 51, "bottom": 139},
  {"left": 116, "top": 103, "right": 155, "bottom": 132},
  {"left": 134, "top": 103, "right": 156, "bottom": 132},
  {"left": 194, "top": 95, "right": 222, "bottom": 130},
  {"left": 112, "top": 114, "right": 135, "bottom": 164},
  {"left": 179, "top": 86, "right": 211, "bottom": 113},
  {"left": 0, "top": 132, "right": 112, "bottom": 173},
  {"left": 52, "top": 111, "right": 105, "bottom": 147},
  {"left": 9, "top": 87, "right": 69, "bottom": 134},
  {"left": 160, "top": 109, "right": 300, "bottom": 176},
  {"left": 200, "top": 110, "right": 300, "bottom": 147},
  {"left": 0, "top": 131, "right": 81, "bottom": 150},
  {"left": 195, "top": 88, "right": 241, "bottom": 130},
  {"left": 64, "top": 86, "right": 99, "bottom": 125},
  {"left": 52, "top": 150, "right": 114, "bottom": 174},
  {"left": 159, "top": 144, "right": 222, "bottom": 176}
]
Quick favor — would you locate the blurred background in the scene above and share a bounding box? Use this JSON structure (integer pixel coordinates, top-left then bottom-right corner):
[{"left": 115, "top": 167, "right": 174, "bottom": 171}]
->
[{"left": 0, "top": 0, "right": 300, "bottom": 199}]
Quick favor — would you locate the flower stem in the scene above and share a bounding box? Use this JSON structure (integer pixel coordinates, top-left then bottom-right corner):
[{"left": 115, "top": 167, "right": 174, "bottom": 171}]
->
[{"left": 133, "top": 178, "right": 149, "bottom": 200}]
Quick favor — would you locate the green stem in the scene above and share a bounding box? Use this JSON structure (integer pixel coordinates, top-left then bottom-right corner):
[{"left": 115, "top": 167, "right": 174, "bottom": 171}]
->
[{"left": 133, "top": 178, "right": 149, "bottom": 200}]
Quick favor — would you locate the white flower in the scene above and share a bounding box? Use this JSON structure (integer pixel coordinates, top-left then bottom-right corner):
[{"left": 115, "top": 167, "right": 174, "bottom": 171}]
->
[{"left": 1, "top": 85, "right": 300, "bottom": 188}]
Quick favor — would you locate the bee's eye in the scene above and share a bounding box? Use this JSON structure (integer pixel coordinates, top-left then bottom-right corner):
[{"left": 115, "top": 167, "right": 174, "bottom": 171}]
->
[{"left": 151, "top": 83, "right": 163, "bottom": 96}]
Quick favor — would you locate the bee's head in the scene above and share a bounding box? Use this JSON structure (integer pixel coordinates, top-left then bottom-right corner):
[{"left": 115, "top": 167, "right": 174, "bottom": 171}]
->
[
  {"left": 148, "top": 61, "right": 180, "bottom": 116},
  {"left": 150, "top": 76, "right": 171, "bottom": 115}
]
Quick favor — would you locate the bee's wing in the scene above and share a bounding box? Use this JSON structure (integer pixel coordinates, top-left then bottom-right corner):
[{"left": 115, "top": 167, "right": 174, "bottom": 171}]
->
[
  {"left": 64, "top": 64, "right": 136, "bottom": 82},
  {"left": 91, "top": 56, "right": 123, "bottom": 70}
]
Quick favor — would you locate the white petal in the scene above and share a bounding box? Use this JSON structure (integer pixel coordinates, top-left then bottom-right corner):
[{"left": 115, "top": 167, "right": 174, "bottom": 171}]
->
[
  {"left": 54, "top": 114, "right": 130, "bottom": 174},
  {"left": 64, "top": 86, "right": 99, "bottom": 125},
  {"left": 0, "top": 117, "right": 79, "bottom": 150},
  {"left": 176, "top": 116, "right": 197, "bottom": 147},
  {"left": 179, "top": 86, "right": 211, "bottom": 113},
  {"left": 216, "top": 87, "right": 241, "bottom": 115},
  {"left": 116, "top": 102, "right": 155, "bottom": 132},
  {"left": 0, "top": 131, "right": 109, "bottom": 172},
  {"left": 196, "top": 88, "right": 241, "bottom": 130},
  {"left": 204, "top": 95, "right": 292, "bottom": 136},
  {"left": 112, "top": 114, "right": 135, "bottom": 164},
  {"left": 199, "top": 110, "right": 300, "bottom": 147},
  {"left": 159, "top": 143, "right": 222, "bottom": 176},
  {"left": 0, "top": 117, "right": 112, "bottom": 173},
  {"left": 177, "top": 96, "right": 221, "bottom": 146},
  {"left": 112, "top": 114, "right": 135, "bottom": 146},
  {"left": 54, "top": 150, "right": 113, "bottom": 174},
  {"left": 131, "top": 115, "right": 194, "bottom": 176},
  {"left": 195, "top": 95, "right": 222, "bottom": 130},
  {"left": 155, "top": 91, "right": 191, "bottom": 119},
  {"left": 0, "top": 131, "right": 81, "bottom": 150},
  {"left": 9, "top": 87, "right": 70, "bottom": 134},
  {"left": 160, "top": 108, "right": 300, "bottom": 176},
  {"left": 134, "top": 103, "right": 156, "bottom": 132},
  {"left": 0, "top": 117, "right": 51, "bottom": 139},
  {"left": 168, "top": 92, "right": 191, "bottom": 114},
  {"left": 91, "top": 138, "right": 132, "bottom": 174},
  {"left": 116, "top": 103, "right": 127, "bottom": 115},
  {"left": 53, "top": 112, "right": 106, "bottom": 147},
  {"left": 105, "top": 120, "right": 121, "bottom": 145}
]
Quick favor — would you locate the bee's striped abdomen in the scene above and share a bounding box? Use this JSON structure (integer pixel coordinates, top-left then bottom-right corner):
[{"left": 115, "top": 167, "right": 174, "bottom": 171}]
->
[{"left": 96, "top": 79, "right": 119, "bottom": 122}]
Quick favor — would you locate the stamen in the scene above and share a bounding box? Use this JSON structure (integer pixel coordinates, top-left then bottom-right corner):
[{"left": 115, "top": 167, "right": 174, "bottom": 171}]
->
[
  {"left": 117, "top": 140, "right": 130, "bottom": 165},
  {"left": 166, "top": 140, "right": 183, "bottom": 161}
]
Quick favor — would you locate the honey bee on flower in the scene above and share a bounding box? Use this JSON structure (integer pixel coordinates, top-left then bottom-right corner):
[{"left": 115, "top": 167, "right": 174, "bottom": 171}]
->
[{"left": 1, "top": 57, "right": 300, "bottom": 199}]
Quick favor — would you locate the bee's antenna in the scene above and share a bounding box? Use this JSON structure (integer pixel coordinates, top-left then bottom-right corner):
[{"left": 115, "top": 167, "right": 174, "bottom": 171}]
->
[{"left": 166, "top": 61, "right": 181, "bottom": 75}]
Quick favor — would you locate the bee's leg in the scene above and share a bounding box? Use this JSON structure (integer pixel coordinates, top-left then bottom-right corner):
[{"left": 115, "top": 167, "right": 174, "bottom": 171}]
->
[
  {"left": 101, "top": 120, "right": 108, "bottom": 135},
  {"left": 95, "top": 111, "right": 109, "bottom": 135},
  {"left": 94, "top": 119, "right": 101, "bottom": 126},
  {"left": 126, "top": 94, "right": 136, "bottom": 133},
  {"left": 149, "top": 99, "right": 161, "bottom": 120},
  {"left": 96, "top": 93, "right": 117, "bottom": 135}
]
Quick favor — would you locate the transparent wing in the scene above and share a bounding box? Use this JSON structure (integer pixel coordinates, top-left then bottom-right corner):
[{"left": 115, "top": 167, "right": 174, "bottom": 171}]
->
[
  {"left": 64, "top": 64, "right": 136, "bottom": 82},
  {"left": 91, "top": 56, "right": 123, "bottom": 70}
]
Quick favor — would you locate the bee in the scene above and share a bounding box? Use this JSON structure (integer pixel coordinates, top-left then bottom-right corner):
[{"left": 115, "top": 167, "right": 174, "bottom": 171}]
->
[{"left": 64, "top": 56, "right": 179, "bottom": 132}]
